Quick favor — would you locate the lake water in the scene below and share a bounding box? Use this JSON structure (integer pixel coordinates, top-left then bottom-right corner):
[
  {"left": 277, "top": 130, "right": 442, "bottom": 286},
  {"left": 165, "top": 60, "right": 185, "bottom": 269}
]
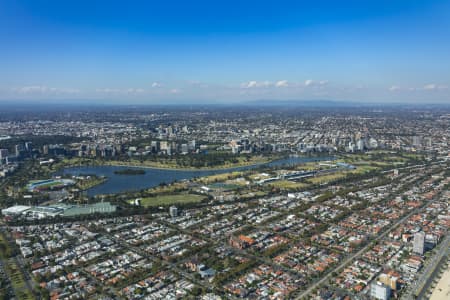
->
[{"left": 59, "top": 156, "right": 333, "bottom": 196}]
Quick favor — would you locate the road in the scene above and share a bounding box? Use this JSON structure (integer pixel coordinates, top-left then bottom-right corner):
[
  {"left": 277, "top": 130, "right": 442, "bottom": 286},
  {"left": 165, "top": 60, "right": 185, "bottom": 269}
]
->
[
  {"left": 295, "top": 199, "right": 435, "bottom": 299},
  {"left": 100, "top": 229, "right": 228, "bottom": 299},
  {"left": 0, "top": 228, "right": 39, "bottom": 299},
  {"left": 403, "top": 233, "right": 450, "bottom": 300},
  {"left": 381, "top": 160, "right": 447, "bottom": 174}
]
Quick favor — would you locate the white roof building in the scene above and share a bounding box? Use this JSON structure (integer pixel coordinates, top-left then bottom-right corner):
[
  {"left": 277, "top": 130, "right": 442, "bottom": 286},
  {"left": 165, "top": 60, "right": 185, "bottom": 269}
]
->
[{"left": 1, "top": 205, "right": 31, "bottom": 216}]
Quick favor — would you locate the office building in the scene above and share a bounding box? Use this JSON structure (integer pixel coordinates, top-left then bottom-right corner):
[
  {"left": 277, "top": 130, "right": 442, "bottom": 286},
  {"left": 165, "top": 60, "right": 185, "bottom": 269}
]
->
[
  {"left": 357, "top": 138, "right": 365, "bottom": 151},
  {"left": 169, "top": 206, "right": 178, "bottom": 218},
  {"left": 413, "top": 231, "right": 425, "bottom": 255},
  {"left": 370, "top": 281, "right": 391, "bottom": 300},
  {"left": 412, "top": 136, "right": 422, "bottom": 147}
]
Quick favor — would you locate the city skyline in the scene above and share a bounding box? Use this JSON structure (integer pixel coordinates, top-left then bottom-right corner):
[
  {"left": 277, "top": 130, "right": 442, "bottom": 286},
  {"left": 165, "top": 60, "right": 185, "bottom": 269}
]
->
[{"left": 1, "top": 0, "right": 450, "bottom": 104}]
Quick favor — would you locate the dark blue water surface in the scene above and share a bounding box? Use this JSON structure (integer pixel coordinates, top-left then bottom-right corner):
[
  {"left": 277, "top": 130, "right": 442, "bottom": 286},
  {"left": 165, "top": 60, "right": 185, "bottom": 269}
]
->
[{"left": 59, "top": 156, "right": 333, "bottom": 196}]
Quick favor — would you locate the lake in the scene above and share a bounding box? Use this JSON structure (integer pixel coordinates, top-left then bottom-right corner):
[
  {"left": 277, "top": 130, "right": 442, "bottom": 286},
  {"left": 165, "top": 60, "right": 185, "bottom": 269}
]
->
[{"left": 59, "top": 156, "right": 334, "bottom": 196}]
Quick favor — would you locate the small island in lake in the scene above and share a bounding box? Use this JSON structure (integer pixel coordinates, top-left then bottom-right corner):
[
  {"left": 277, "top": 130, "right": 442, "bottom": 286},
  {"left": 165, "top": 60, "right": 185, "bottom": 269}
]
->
[{"left": 114, "top": 169, "right": 146, "bottom": 175}]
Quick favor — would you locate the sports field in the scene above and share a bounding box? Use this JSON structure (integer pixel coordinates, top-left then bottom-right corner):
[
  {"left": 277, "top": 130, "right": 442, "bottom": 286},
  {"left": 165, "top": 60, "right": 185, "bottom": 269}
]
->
[{"left": 130, "top": 193, "right": 206, "bottom": 207}]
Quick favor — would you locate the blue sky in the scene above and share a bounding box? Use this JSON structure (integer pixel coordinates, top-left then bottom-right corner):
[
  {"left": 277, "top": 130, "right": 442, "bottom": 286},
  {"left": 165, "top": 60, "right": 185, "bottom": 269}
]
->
[{"left": 0, "top": 0, "right": 449, "bottom": 104}]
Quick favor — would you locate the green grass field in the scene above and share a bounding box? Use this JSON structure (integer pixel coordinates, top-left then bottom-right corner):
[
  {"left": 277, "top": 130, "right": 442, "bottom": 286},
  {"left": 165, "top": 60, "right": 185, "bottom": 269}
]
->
[
  {"left": 0, "top": 235, "right": 10, "bottom": 259},
  {"left": 0, "top": 234, "right": 34, "bottom": 300},
  {"left": 131, "top": 193, "right": 206, "bottom": 207},
  {"left": 76, "top": 176, "right": 107, "bottom": 190},
  {"left": 268, "top": 180, "right": 309, "bottom": 190},
  {"left": 349, "top": 165, "right": 380, "bottom": 174},
  {"left": 147, "top": 182, "right": 189, "bottom": 193},
  {"left": 6, "top": 259, "right": 34, "bottom": 300},
  {"left": 0, "top": 237, "right": 25, "bottom": 299},
  {"left": 294, "top": 161, "right": 331, "bottom": 171},
  {"left": 306, "top": 172, "right": 348, "bottom": 184},
  {"left": 208, "top": 182, "right": 241, "bottom": 190},
  {"left": 195, "top": 171, "right": 244, "bottom": 184}
]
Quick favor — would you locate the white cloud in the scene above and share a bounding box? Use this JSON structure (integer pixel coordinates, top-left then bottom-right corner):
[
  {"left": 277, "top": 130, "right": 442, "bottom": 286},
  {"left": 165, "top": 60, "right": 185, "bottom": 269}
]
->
[
  {"left": 389, "top": 85, "right": 401, "bottom": 91},
  {"left": 389, "top": 84, "right": 448, "bottom": 92},
  {"left": 275, "top": 80, "right": 289, "bottom": 87},
  {"left": 151, "top": 82, "right": 162, "bottom": 88},
  {"left": 96, "top": 88, "right": 145, "bottom": 95},
  {"left": 240, "top": 79, "right": 329, "bottom": 90},
  {"left": 16, "top": 86, "right": 48, "bottom": 93},
  {"left": 388, "top": 85, "right": 418, "bottom": 92},
  {"left": 126, "top": 88, "right": 145, "bottom": 94},
  {"left": 304, "top": 80, "right": 328, "bottom": 87},
  {"left": 170, "top": 88, "right": 180, "bottom": 94},
  {"left": 304, "top": 79, "right": 314, "bottom": 87},
  {"left": 242, "top": 81, "right": 258, "bottom": 88},
  {"left": 423, "top": 83, "right": 448, "bottom": 90},
  {"left": 241, "top": 81, "right": 273, "bottom": 88},
  {"left": 96, "top": 88, "right": 120, "bottom": 94},
  {"left": 187, "top": 80, "right": 209, "bottom": 88},
  {"left": 423, "top": 84, "right": 437, "bottom": 90},
  {"left": 14, "top": 85, "right": 80, "bottom": 94}
]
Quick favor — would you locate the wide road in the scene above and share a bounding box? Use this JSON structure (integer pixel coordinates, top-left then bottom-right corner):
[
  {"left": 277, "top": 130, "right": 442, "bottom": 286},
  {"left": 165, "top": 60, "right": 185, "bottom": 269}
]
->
[
  {"left": 295, "top": 201, "right": 432, "bottom": 299},
  {"left": 381, "top": 160, "right": 447, "bottom": 174},
  {"left": 412, "top": 234, "right": 450, "bottom": 300}
]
